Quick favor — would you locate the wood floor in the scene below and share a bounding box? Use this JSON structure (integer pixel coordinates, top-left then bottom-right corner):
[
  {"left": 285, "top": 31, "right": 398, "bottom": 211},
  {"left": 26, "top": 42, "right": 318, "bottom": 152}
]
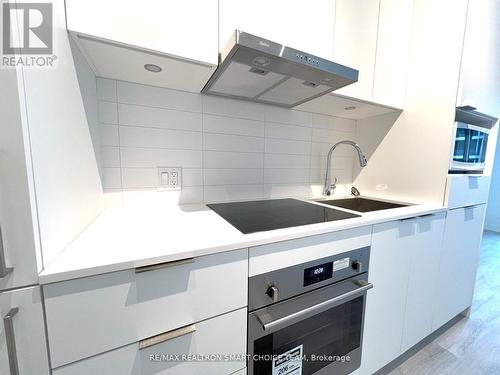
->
[{"left": 387, "top": 231, "right": 500, "bottom": 375}]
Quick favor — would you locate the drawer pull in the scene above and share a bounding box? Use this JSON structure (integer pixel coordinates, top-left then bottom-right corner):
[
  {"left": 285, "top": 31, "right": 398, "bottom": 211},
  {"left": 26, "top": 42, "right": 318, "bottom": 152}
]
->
[
  {"left": 135, "top": 258, "right": 195, "bottom": 274},
  {"left": 0, "top": 225, "right": 14, "bottom": 278},
  {"left": 4, "top": 307, "right": 20, "bottom": 375},
  {"left": 139, "top": 324, "right": 196, "bottom": 350},
  {"left": 417, "top": 213, "right": 435, "bottom": 218}
]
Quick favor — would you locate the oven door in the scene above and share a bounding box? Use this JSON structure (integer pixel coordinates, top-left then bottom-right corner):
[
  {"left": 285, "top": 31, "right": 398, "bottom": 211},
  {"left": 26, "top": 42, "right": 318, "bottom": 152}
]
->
[
  {"left": 248, "top": 275, "right": 373, "bottom": 375},
  {"left": 450, "top": 122, "right": 489, "bottom": 172}
]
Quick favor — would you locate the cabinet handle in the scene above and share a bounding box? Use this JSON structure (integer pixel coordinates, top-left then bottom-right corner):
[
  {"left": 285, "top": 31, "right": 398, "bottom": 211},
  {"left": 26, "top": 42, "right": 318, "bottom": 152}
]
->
[
  {"left": 0, "top": 226, "right": 13, "bottom": 278},
  {"left": 4, "top": 307, "right": 20, "bottom": 375},
  {"left": 139, "top": 324, "right": 196, "bottom": 350},
  {"left": 135, "top": 257, "right": 195, "bottom": 274},
  {"left": 417, "top": 213, "right": 435, "bottom": 218},
  {"left": 398, "top": 217, "right": 415, "bottom": 222}
]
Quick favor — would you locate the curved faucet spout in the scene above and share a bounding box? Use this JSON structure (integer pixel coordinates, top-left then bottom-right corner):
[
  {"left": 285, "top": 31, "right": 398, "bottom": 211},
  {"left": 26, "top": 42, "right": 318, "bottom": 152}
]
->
[{"left": 324, "top": 141, "right": 367, "bottom": 196}]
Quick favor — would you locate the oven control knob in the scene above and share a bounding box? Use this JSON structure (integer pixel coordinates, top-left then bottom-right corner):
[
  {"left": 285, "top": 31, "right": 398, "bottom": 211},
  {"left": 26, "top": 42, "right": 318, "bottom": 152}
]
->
[
  {"left": 352, "top": 261, "right": 362, "bottom": 273},
  {"left": 266, "top": 285, "right": 279, "bottom": 303}
]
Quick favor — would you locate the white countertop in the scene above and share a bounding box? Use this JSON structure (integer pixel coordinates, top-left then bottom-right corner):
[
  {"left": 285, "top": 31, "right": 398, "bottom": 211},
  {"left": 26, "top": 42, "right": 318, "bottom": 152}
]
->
[{"left": 38, "top": 198, "right": 447, "bottom": 284}]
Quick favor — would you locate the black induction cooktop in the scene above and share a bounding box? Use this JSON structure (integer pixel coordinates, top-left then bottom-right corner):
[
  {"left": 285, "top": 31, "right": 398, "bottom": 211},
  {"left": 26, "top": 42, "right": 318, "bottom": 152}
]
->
[{"left": 207, "top": 198, "right": 361, "bottom": 234}]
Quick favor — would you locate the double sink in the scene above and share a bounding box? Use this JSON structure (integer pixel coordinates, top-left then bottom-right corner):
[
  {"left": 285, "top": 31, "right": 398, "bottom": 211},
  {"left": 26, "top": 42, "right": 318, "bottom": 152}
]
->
[{"left": 313, "top": 197, "right": 410, "bottom": 213}]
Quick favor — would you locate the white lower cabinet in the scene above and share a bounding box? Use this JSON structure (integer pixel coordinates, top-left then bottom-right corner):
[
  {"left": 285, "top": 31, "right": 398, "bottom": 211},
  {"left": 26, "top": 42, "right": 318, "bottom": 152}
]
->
[
  {"left": 401, "top": 212, "right": 446, "bottom": 352},
  {"left": 432, "top": 204, "right": 486, "bottom": 330},
  {"left": 0, "top": 286, "right": 50, "bottom": 375},
  {"left": 360, "top": 212, "right": 445, "bottom": 374},
  {"left": 43, "top": 249, "right": 248, "bottom": 368},
  {"left": 359, "top": 218, "right": 414, "bottom": 375},
  {"left": 52, "top": 308, "right": 247, "bottom": 375}
]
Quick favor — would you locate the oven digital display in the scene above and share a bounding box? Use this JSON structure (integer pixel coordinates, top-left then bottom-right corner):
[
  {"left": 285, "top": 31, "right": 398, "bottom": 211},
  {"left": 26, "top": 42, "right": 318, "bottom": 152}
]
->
[{"left": 304, "top": 262, "right": 333, "bottom": 286}]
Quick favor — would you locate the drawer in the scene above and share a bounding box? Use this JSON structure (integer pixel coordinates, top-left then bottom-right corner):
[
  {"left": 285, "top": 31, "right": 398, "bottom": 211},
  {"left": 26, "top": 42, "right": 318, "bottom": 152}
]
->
[
  {"left": 44, "top": 249, "right": 248, "bottom": 368},
  {"left": 52, "top": 308, "right": 247, "bottom": 375},
  {"left": 445, "top": 175, "right": 490, "bottom": 209},
  {"left": 249, "top": 226, "right": 371, "bottom": 276}
]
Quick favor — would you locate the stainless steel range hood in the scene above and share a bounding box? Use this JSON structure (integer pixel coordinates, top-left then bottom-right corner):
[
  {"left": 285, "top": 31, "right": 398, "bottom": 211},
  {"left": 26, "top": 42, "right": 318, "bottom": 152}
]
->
[{"left": 201, "top": 31, "right": 359, "bottom": 108}]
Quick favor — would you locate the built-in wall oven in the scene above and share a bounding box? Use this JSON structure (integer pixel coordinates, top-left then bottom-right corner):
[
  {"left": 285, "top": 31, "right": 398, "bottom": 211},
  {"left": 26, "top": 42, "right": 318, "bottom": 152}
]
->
[
  {"left": 449, "top": 106, "right": 498, "bottom": 173},
  {"left": 247, "top": 247, "right": 372, "bottom": 375}
]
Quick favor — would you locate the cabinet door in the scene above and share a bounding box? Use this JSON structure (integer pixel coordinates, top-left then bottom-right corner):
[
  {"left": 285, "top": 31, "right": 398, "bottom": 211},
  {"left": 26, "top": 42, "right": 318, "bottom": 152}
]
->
[
  {"left": 372, "top": 0, "right": 414, "bottom": 108},
  {"left": 0, "top": 68, "right": 40, "bottom": 292},
  {"left": 457, "top": 0, "right": 500, "bottom": 116},
  {"left": 0, "top": 286, "right": 50, "bottom": 375},
  {"left": 401, "top": 212, "right": 445, "bottom": 352},
  {"left": 433, "top": 205, "right": 486, "bottom": 330},
  {"left": 360, "top": 218, "right": 414, "bottom": 374},
  {"left": 332, "top": 0, "right": 380, "bottom": 101},
  {"left": 219, "top": 0, "right": 336, "bottom": 60},
  {"left": 65, "top": 0, "right": 218, "bottom": 65}
]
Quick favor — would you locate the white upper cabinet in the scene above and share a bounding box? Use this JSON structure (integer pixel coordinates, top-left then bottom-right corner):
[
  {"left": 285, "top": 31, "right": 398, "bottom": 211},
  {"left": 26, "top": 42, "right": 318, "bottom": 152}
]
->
[
  {"left": 372, "top": 0, "right": 414, "bottom": 108},
  {"left": 65, "top": 0, "right": 218, "bottom": 92},
  {"left": 66, "top": 0, "right": 218, "bottom": 65},
  {"left": 219, "top": 0, "right": 336, "bottom": 60},
  {"left": 333, "top": 0, "right": 414, "bottom": 108},
  {"left": 332, "top": 0, "right": 380, "bottom": 102},
  {"left": 457, "top": 0, "right": 500, "bottom": 116}
]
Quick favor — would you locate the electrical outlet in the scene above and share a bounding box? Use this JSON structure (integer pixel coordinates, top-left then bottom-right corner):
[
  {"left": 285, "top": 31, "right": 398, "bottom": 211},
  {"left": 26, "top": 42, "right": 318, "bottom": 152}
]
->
[{"left": 158, "top": 167, "right": 182, "bottom": 191}]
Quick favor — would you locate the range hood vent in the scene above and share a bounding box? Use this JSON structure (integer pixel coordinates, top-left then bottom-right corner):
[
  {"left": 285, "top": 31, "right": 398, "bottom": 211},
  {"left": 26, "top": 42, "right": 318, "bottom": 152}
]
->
[{"left": 201, "top": 31, "right": 359, "bottom": 108}]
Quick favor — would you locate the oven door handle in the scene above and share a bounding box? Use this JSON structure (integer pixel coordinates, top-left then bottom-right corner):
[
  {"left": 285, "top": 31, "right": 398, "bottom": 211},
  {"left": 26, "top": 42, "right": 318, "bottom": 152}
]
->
[{"left": 257, "top": 280, "right": 373, "bottom": 332}]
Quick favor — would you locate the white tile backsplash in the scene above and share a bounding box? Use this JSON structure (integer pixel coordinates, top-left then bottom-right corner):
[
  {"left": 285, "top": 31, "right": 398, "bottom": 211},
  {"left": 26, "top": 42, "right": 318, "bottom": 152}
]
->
[
  {"left": 99, "top": 125, "right": 119, "bottom": 146},
  {"left": 265, "top": 122, "right": 312, "bottom": 141},
  {"left": 120, "top": 148, "right": 202, "bottom": 168},
  {"left": 203, "top": 151, "right": 264, "bottom": 169},
  {"left": 118, "top": 104, "right": 202, "bottom": 131},
  {"left": 265, "top": 106, "right": 313, "bottom": 127},
  {"left": 117, "top": 81, "right": 202, "bottom": 112},
  {"left": 96, "top": 78, "right": 117, "bottom": 102},
  {"left": 98, "top": 101, "right": 118, "bottom": 124},
  {"left": 119, "top": 126, "right": 202, "bottom": 150},
  {"left": 97, "top": 80, "right": 357, "bottom": 204},
  {"left": 203, "top": 114, "right": 265, "bottom": 137},
  {"left": 203, "top": 133, "right": 264, "bottom": 153}
]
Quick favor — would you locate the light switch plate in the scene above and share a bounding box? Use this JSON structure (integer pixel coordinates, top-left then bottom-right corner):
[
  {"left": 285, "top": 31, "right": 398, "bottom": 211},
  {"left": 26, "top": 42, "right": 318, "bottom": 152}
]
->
[{"left": 158, "top": 167, "right": 182, "bottom": 191}]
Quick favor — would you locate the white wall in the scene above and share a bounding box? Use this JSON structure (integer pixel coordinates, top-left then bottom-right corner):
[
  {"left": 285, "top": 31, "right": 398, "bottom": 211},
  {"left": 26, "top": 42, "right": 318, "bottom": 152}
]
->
[
  {"left": 18, "top": 0, "right": 103, "bottom": 266},
  {"left": 96, "top": 79, "right": 359, "bottom": 204},
  {"left": 486, "top": 134, "right": 500, "bottom": 232}
]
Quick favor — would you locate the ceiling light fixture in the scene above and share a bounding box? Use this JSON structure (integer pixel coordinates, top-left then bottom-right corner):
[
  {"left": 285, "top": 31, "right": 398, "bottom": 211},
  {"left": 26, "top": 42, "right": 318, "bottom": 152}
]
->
[
  {"left": 144, "top": 63, "right": 162, "bottom": 73},
  {"left": 252, "top": 56, "right": 270, "bottom": 67}
]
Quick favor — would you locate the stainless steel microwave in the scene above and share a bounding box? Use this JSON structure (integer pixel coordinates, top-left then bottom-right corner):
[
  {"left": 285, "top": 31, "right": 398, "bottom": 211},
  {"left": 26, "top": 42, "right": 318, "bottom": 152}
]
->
[{"left": 449, "top": 107, "right": 497, "bottom": 173}]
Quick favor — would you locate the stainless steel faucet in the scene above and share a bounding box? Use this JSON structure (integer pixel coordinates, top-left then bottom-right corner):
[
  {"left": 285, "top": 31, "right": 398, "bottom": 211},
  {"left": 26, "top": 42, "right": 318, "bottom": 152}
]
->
[{"left": 324, "top": 141, "right": 367, "bottom": 196}]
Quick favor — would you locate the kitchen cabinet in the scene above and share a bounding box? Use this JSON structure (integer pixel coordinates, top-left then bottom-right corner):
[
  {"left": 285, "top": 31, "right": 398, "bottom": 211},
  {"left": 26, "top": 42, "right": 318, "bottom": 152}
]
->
[
  {"left": 361, "top": 212, "right": 445, "bottom": 373},
  {"left": 457, "top": 0, "right": 500, "bottom": 117},
  {"left": 0, "top": 65, "right": 41, "bottom": 291},
  {"left": 219, "top": 0, "right": 336, "bottom": 60},
  {"left": 43, "top": 249, "right": 248, "bottom": 368},
  {"left": 333, "top": 0, "right": 414, "bottom": 108},
  {"left": 372, "top": 0, "right": 414, "bottom": 108},
  {"left": 360, "top": 218, "right": 413, "bottom": 374},
  {"left": 52, "top": 308, "right": 247, "bottom": 375},
  {"left": 0, "top": 286, "right": 50, "bottom": 375},
  {"left": 332, "top": 0, "right": 380, "bottom": 102},
  {"left": 433, "top": 204, "right": 486, "bottom": 330},
  {"left": 401, "top": 212, "right": 446, "bottom": 352},
  {"left": 65, "top": 0, "right": 218, "bottom": 66}
]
